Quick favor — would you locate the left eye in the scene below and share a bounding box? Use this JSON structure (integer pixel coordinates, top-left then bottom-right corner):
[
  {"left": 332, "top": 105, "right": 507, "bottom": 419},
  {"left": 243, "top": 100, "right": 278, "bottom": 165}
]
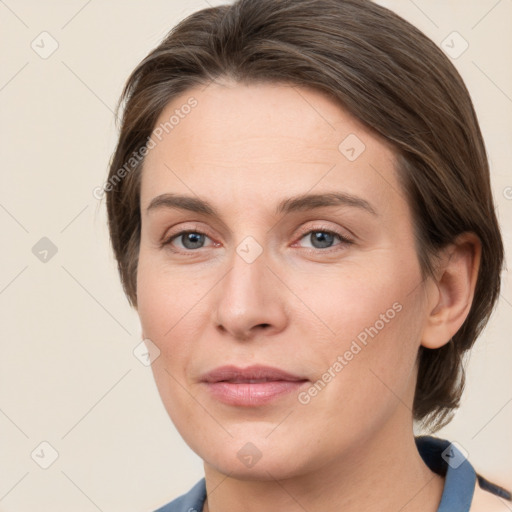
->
[{"left": 297, "top": 229, "right": 352, "bottom": 250}]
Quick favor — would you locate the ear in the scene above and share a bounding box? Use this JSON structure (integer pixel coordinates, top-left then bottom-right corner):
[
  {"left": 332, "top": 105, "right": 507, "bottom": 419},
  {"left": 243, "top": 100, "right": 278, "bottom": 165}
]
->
[{"left": 421, "top": 233, "right": 481, "bottom": 349}]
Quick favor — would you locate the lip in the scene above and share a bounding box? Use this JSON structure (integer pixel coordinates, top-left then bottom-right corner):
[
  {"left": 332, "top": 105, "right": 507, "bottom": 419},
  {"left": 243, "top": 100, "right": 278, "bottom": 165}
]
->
[{"left": 200, "top": 365, "right": 309, "bottom": 407}]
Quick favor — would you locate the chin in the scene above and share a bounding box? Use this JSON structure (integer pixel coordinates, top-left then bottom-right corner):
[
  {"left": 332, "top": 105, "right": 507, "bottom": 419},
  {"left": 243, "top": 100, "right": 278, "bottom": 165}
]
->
[
  {"left": 189, "top": 431, "right": 319, "bottom": 481},
  {"left": 203, "top": 449, "right": 308, "bottom": 481}
]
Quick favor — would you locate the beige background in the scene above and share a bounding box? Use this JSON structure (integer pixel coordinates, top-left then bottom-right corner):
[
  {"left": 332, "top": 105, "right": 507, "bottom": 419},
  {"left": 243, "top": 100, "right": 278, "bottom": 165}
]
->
[{"left": 1, "top": 1, "right": 511, "bottom": 511}]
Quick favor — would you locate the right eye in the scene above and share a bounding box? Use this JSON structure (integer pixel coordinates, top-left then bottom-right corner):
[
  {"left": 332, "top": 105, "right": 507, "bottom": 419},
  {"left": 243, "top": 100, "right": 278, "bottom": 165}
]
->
[{"left": 162, "top": 230, "right": 216, "bottom": 252}]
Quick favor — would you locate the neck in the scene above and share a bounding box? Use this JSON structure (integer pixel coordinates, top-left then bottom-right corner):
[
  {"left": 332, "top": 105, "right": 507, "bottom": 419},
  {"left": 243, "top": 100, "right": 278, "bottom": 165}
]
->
[{"left": 202, "top": 412, "right": 444, "bottom": 512}]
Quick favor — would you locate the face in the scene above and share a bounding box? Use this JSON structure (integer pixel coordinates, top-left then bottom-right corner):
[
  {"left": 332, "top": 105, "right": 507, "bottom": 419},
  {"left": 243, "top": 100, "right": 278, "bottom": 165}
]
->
[{"left": 137, "top": 81, "right": 431, "bottom": 479}]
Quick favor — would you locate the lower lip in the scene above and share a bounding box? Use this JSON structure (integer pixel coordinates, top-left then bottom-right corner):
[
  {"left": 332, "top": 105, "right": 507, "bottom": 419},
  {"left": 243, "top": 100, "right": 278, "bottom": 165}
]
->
[{"left": 203, "top": 380, "right": 308, "bottom": 406}]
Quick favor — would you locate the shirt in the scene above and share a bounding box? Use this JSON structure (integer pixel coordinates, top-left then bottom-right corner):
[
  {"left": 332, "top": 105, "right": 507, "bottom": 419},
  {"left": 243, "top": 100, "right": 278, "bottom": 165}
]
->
[{"left": 153, "top": 436, "right": 511, "bottom": 512}]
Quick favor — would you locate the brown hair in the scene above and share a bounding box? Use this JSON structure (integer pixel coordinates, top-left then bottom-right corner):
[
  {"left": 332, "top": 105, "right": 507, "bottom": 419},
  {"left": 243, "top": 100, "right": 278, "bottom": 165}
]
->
[{"left": 104, "top": 0, "right": 504, "bottom": 432}]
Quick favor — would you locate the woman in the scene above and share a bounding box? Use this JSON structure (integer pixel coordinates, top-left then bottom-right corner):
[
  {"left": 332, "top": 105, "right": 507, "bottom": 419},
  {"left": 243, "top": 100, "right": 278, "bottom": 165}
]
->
[{"left": 104, "top": 0, "right": 511, "bottom": 510}]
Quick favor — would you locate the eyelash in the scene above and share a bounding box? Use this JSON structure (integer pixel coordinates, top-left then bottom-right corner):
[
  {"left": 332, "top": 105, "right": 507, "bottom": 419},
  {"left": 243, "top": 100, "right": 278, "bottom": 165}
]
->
[{"left": 160, "top": 225, "right": 354, "bottom": 255}]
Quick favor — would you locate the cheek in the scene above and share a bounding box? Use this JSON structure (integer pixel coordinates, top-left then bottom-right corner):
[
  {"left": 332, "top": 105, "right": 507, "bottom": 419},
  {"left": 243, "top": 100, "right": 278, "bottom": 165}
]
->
[
  {"left": 299, "top": 296, "right": 423, "bottom": 453},
  {"left": 136, "top": 259, "right": 203, "bottom": 430},
  {"left": 303, "top": 259, "right": 412, "bottom": 344},
  {"left": 136, "top": 253, "right": 213, "bottom": 413},
  {"left": 308, "top": 256, "right": 424, "bottom": 401},
  {"left": 136, "top": 250, "right": 204, "bottom": 342}
]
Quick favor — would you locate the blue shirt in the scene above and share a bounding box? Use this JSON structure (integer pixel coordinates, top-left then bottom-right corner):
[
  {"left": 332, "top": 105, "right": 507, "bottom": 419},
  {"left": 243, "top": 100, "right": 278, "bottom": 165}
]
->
[{"left": 154, "top": 436, "right": 511, "bottom": 512}]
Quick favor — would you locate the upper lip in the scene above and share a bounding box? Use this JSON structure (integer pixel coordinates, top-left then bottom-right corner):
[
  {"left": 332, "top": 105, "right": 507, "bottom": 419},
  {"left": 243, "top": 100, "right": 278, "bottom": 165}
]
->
[{"left": 201, "top": 365, "right": 307, "bottom": 383}]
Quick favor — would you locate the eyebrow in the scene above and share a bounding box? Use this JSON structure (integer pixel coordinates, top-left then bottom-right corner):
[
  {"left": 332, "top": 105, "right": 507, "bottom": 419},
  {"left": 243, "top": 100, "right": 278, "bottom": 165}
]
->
[{"left": 145, "top": 191, "right": 378, "bottom": 217}]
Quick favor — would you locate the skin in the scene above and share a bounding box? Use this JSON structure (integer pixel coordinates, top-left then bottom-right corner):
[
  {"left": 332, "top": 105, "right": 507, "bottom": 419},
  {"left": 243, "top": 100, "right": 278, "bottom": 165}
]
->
[{"left": 136, "top": 80, "right": 481, "bottom": 512}]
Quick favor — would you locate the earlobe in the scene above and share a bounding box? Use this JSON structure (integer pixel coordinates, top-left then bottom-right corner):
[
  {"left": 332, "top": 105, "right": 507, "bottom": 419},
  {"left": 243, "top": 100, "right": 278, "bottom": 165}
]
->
[{"left": 421, "top": 233, "right": 481, "bottom": 349}]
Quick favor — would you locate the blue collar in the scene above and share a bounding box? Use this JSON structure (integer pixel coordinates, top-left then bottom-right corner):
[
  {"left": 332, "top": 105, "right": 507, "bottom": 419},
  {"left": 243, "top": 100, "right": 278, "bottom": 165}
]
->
[
  {"left": 415, "top": 436, "right": 476, "bottom": 511},
  {"left": 155, "top": 436, "right": 478, "bottom": 512}
]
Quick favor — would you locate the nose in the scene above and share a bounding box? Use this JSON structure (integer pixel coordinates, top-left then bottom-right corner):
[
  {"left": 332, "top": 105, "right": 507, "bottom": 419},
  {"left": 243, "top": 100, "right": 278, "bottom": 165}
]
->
[{"left": 212, "top": 241, "right": 288, "bottom": 341}]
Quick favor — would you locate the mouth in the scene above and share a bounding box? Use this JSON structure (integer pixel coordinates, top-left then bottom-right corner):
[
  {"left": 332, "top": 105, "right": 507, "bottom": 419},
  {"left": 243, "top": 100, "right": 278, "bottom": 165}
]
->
[{"left": 200, "top": 365, "right": 309, "bottom": 406}]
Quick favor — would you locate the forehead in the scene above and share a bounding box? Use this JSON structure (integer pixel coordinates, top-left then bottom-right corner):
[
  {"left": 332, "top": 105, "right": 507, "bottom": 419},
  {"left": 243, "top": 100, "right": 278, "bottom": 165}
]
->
[{"left": 140, "top": 81, "right": 403, "bottom": 216}]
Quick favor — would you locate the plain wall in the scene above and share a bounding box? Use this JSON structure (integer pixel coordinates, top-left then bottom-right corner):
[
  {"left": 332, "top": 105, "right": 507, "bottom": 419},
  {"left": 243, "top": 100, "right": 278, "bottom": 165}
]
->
[{"left": 1, "top": 1, "right": 511, "bottom": 510}]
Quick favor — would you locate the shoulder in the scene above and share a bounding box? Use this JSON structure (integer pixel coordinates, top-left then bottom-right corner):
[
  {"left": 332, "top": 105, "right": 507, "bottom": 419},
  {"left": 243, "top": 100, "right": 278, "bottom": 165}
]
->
[
  {"left": 469, "top": 475, "right": 512, "bottom": 512},
  {"left": 152, "top": 478, "right": 206, "bottom": 512},
  {"left": 469, "top": 477, "right": 512, "bottom": 512}
]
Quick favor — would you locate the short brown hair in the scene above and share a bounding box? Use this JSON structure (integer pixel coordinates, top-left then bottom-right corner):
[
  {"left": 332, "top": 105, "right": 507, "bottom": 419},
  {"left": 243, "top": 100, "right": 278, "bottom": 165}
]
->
[{"left": 104, "top": 0, "right": 504, "bottom": 432}]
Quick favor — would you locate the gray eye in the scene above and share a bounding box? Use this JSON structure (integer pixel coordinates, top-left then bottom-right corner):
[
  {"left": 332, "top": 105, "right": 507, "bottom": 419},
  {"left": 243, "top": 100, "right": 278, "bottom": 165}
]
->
[
  {"left": 180, "top": 232, "right": 206, "bottom": 250},
  {"left": 301, "top": 231, "right": 338, "bottom": 249}
]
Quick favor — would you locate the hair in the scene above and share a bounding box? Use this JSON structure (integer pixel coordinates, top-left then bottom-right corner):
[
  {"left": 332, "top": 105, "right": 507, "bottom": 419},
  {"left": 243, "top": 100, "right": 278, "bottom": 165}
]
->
[{"left": 104, "top": 0, "right": 504, "bottom": 432}]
